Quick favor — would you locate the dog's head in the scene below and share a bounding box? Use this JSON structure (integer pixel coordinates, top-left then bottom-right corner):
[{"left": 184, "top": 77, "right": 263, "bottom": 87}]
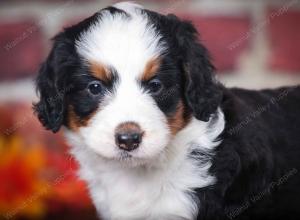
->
[{"left": 34, "top": 2, "right": 222, "bottom": 165}]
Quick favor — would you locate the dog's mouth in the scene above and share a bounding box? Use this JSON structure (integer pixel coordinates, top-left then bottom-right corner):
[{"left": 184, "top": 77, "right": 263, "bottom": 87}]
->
[
  {"left": 117, "top": 151, "right": 146, "bottom": 165},
  {"left": 113, "top": 150, "right": 161, "bottom": 167},
  {"left": 119, "top": 151, "right": 133, "bottom": 160}
]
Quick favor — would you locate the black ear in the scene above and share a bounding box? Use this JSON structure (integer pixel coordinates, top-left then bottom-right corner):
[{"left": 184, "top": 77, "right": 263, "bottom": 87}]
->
[
  {"left": 33, "top": 37, "right": 71, "bottom": 133},
  {"left": 171, "top": 16, "right": 223, "bottom": 122}
]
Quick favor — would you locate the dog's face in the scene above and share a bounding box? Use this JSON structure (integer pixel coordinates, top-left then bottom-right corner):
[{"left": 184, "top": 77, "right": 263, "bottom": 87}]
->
[{"left": 34, "top": 2, "right": 222, "bottom": 165}]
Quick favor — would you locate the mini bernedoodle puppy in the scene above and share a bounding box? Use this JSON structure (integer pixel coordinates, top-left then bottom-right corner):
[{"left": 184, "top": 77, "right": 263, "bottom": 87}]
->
[{"left": 34, "top": 2, "right": 300, "bottom": 220}]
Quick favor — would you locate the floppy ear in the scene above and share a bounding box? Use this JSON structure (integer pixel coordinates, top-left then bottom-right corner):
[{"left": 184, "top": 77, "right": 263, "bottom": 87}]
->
[
  {"left": 33, "top": 37, "right": 70, "bottom": 133},
  {"left": 172, "top": 16, "right": 223, "bottom": 122}
]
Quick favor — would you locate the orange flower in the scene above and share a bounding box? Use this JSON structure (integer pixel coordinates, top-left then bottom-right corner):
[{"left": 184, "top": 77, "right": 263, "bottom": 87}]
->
[
  {"left": 0, "top": 103, "right": 93, "bottom": 219},
  {"left": 0, "top": 136, "right": 49, "bottom": 218},
  {"left": 46, "top": 150, "right": 93, "bottom": 210}
]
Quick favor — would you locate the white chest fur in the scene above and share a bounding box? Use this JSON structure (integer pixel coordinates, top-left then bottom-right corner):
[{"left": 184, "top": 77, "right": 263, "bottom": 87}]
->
[
  {"left": 66, "top": 111, "right": 224, "bottom": 220},
  {"left": 88, "top": 160, "right": 202, "bottom": 220}
]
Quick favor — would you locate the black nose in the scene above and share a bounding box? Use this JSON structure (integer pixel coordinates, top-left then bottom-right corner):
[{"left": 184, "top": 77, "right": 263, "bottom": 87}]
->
[{"left": 115, "top": 132, "right": 142, "bottom": 151}]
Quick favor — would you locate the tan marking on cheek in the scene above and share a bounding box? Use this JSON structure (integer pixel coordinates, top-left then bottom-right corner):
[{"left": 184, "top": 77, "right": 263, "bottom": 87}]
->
[
  {"left": 141, "top": 57, "right": 161, "bottom": 81},
  {"left": 90, "top": 62, "right": 111, "bottom": 82},
  {"left": 67, "top": 106, "right": 95, "bottom": 131},
  {"left": 167, "top": 101, "right": 191, "bottom": 135}
]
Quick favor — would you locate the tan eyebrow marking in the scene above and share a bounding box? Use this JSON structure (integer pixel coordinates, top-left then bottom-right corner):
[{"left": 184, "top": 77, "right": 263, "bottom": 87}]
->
[
  {"left": 141, "top": 57, "right": 161, "bottom": 81},
  {"left": 90, "top": 62, "right": 111, "bottom": 82}
]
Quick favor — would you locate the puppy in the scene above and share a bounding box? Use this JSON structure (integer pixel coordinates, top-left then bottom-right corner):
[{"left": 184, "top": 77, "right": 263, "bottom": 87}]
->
[{"left": 34, "top": 2, "right": 300, "bottom": 220}]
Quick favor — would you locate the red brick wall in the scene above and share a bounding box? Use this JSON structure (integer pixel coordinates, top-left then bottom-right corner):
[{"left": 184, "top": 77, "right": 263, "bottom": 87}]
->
[{"left": 0, "top": 0, "right": 299, "bottom": 84}]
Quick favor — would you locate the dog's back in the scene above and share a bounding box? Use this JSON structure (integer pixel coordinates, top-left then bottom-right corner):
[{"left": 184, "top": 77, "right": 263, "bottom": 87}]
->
[{"left": 214, "top": 85, "right": 300, "bottom": 220}]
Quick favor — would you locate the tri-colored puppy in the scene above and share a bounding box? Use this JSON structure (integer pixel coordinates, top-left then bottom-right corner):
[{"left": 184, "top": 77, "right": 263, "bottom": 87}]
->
[{"left": 34, "top": 2, "right": 300, "bottom": 220}]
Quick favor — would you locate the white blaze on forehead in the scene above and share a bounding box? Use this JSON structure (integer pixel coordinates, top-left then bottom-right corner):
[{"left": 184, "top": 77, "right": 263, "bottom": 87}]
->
[{"left": 76, "top": 2, "right": 165, "bottom": 79}]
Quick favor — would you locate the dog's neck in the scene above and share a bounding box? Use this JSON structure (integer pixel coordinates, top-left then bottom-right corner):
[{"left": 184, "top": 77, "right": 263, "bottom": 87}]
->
[{"left": 66, "top": 109, "right": 225, "bottom": 220}]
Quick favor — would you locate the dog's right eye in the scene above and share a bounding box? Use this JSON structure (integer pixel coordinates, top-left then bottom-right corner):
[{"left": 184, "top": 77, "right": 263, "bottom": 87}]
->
[
  {"left": 147, "top": 78, "right": 163, "bottom": 95},
  {"left": 87, "top": 81, "right": 103, "bottom": 95}
]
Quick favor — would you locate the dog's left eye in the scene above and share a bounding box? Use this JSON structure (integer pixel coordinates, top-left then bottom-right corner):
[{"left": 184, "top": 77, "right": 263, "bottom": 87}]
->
[
  {"left": 147, "top": 78, "right": 163, "bottom": 95},
  {"left": 87, "top": 81, "right": 103, "bottom": 95}
]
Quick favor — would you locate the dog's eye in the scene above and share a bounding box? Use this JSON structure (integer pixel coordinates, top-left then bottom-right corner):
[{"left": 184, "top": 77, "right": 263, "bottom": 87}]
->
[
  {"left": 147, "top": 78, "right": 163, "bottom": 95},
  {"left": 87, "top": 81, "right": 103, "bottom": 95}
]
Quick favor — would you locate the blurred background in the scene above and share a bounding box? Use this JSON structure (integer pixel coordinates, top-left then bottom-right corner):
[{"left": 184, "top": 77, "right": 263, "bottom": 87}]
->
[{"left": 0, "top": 0, "right": 300, "bottom": 219}]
